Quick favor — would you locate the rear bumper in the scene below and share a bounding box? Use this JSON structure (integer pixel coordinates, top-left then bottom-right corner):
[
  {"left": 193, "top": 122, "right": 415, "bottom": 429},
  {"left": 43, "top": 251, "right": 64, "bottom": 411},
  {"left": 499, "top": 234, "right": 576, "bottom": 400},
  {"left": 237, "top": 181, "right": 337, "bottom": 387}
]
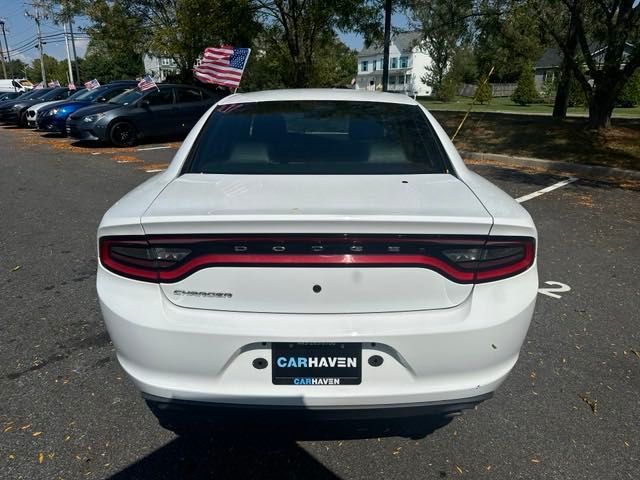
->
[
  {"left": 144, "top": 392, "right": 492, "bottom": 422},
  {"left": 98, "top": 263, "right": 538, "bottom": 409}
]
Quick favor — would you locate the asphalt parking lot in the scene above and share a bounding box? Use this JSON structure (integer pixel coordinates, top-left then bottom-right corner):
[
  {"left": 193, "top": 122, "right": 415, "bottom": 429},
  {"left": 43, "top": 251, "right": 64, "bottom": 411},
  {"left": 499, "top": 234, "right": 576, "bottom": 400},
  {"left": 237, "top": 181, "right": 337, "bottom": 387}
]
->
[{"left": 1, "top": 126, "right": 638, "bottom": 480}]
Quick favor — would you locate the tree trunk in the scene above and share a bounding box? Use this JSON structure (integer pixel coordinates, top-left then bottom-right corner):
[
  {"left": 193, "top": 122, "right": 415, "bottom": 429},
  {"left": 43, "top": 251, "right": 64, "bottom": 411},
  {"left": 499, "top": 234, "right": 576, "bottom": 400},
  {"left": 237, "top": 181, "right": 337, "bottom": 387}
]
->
[
  {"left": 553, "top": 70, "right": 571, "bottom": 118},
  {"left": 587, "top": 89, "right": 615, "bottom": 129},
  {"left": 381, "top": 0, "right": 392, "bottom": 92},
  {"left": 553, "top": 9, "right": 578, "bottom": 119}
]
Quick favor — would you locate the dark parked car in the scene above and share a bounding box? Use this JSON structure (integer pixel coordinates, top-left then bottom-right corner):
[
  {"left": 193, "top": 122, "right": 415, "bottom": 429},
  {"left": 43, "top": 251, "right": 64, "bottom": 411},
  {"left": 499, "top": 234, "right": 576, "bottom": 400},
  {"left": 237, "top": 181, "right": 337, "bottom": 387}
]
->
[
  {"left": 37, "top": 81, "right": 138, "bottom": 135},
  {"left": 67, "top": 84, "right": 222, "bottom": 146},
  {"left": 0, "top": 88, "right": 54, "bottom": 123},
  {"left": 0, "top": 92, "right": 22, "bottom": 102},
  {"left": 2, "top": 87, "right": 77, "bottom": 126}
]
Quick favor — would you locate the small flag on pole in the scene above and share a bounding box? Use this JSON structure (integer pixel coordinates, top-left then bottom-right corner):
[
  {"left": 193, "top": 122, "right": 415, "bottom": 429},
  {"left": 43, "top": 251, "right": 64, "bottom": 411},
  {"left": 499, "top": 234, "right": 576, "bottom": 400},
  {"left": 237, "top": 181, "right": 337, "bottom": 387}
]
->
[
  {"left": 194, "top": 46, "right": 250, "bottom": 89},
  {"left": 68, "top": 82, "right": 76, "bottom": 90},
  {"left": 137, "top": 74, "right": 158, "bottom": 91},
  {"left": 34, "top": 82, "right": 45, "bottom": 89},
  {"left": 84, "top": 79, "right": 101, "bottom": 90},
  {"left": 48, "top": 80, "right": 61, "bottom": 88}
]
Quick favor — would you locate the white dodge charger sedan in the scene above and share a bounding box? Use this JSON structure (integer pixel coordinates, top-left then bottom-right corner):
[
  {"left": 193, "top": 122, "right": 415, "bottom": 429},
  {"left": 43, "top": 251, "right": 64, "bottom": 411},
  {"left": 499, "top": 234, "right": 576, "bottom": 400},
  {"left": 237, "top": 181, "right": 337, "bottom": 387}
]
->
[{"left": 97, "top": 89, "right": 537, "bottom": 433}]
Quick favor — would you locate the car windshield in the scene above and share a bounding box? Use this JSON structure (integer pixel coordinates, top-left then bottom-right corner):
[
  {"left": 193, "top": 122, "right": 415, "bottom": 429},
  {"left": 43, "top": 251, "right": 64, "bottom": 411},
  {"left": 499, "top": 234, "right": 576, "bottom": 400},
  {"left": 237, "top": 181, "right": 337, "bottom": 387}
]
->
[
  {"left": 108, "top": 89, "right": 142, "bottom": 105},
  {"left": 185, "top": 100, "right": 449, "bottom": 175},
  {"left": 82, "top": 87, "right": 113, "bottom": 101},
  {"left": 31, "top": 88, "right": 54, "bottom": 100},
  {"left": 40, "top": 88, "right": 67, "bottom": 100},
  {"left": 66, "top": 89, "right": 87, "bottom": 100}
]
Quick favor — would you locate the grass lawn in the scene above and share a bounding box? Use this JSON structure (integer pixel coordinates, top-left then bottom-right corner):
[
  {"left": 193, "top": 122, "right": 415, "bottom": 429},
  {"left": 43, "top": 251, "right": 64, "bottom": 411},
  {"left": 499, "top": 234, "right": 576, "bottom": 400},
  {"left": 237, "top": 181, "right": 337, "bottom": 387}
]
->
[
  {"left": 429, "top": 110, "right": 640, "bottom": 171},
  {"left": 421, "top": 96, "right": 640, "bottom": 118}
]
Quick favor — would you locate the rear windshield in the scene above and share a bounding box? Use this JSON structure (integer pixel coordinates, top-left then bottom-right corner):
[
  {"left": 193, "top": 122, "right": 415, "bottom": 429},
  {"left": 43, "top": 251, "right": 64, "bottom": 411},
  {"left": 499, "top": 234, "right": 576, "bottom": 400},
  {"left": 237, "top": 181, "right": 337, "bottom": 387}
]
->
[{"left": 184, "top": 100, "right": 449, "bottom": 175}]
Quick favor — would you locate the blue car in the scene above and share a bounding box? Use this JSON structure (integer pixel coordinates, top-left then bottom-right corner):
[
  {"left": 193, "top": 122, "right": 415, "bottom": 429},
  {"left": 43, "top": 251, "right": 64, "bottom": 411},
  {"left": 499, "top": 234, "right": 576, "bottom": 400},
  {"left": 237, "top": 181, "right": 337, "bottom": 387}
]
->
[{"left": 37, "top": 81, "right": 137, "bottom": 135}]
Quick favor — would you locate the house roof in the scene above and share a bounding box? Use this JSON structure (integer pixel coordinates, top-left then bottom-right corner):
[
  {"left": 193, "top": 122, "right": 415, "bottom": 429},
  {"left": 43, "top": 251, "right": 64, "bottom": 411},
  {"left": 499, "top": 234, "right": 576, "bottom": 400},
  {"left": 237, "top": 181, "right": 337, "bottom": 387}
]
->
[
  {"left": 359, "top": 31, "right": 422, "bottom": 56},
  {"left": 535, "top": 48, "right": 562, "bottom": 69},
  {"left": 535, "top": 43, "right": 635, "bottom": 69}
]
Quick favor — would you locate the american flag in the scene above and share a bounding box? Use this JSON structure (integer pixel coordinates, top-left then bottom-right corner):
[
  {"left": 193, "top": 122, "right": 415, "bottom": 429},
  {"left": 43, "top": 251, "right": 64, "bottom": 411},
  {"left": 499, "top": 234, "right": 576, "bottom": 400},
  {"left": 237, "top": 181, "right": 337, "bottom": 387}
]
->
[
  {"left": 137, "top": 75, "right": 158, "bottom": 91},
  {"left": 84, "top": 79, "right": 101, "bottom": 90},
  {"left": 68, "top": 82, "right": 76, "bottom": 90},
  {"left": 194, "top": 46, "right": 250, "bottom": 88},
  {"left": 33, "top": 82, "right": 45, "bottom": 89}
]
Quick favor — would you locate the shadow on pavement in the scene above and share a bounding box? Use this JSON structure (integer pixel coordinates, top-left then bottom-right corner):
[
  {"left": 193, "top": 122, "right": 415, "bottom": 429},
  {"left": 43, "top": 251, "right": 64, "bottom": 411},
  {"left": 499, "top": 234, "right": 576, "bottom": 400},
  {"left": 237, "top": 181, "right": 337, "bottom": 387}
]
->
[{"left": 108, "top": 416, "right": 453, "bottom": 480}]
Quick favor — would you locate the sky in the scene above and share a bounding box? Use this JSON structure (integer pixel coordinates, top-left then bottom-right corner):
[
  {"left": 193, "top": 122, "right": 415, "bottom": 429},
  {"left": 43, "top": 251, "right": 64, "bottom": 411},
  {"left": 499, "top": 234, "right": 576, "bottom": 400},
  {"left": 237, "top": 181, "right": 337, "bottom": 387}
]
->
[
  {"left": 0, "top": 0, "right": 410, "bottom": 68},
  {"left": 0, "top": 0, "right": 89, "bottom": 67}
]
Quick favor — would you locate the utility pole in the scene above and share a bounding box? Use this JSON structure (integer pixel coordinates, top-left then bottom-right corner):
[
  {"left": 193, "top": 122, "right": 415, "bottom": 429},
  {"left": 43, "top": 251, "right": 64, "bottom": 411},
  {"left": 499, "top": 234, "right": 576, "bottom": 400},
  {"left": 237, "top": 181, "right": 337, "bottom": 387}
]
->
[
  {"left": 0, "top": 33, "right": 7, "bottom": 78},
  {"left": 0, "top": 20, "right": 11, "bottom": 78},
  {"left": 68, "top": 19, "right": 80, "bottom": 82},
  {"left": 381, "top": 0, "right": 392, "bottom": 92},
  {"left": 25, "top": 2, "right": 48, "bottom": 84},
  {"left": 63, "top": 22, "right": 73, "bottom": 83}
]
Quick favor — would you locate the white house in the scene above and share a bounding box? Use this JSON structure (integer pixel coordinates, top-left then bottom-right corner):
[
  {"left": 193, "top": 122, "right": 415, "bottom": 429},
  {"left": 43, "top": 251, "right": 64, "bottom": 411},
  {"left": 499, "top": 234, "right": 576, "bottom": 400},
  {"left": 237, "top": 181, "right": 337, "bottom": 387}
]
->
[
  {"left": 355, "top": 32, "right": 433, "bottom": 96},
  {"left": 143, "top": 54, "right": 179, "bottom": 82}
]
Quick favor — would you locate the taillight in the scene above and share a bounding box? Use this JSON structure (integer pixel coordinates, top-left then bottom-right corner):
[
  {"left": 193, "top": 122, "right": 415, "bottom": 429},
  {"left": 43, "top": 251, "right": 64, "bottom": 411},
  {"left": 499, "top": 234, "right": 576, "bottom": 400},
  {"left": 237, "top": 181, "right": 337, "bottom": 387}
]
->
[{"left": 99, "top": 235, "right": 535, "bottom": 284}]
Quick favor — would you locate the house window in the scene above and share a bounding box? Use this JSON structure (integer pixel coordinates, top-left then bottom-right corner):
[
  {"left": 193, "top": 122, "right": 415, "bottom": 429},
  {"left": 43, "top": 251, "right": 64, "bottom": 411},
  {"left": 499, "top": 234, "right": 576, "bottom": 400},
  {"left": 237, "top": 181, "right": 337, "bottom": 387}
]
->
[
  {"left": 161, "top": 58, "right": 172, "bottom": 66},
  {"left": 373, "top": 60, "right": 378, "bottom": 71},
  {"left": 399, "top": 56, "right": 408, "bottom": 68},
  {"left": 389, "top": 76, "right": 396, "bottom": 85},
  {"left": 544, "top": 70, "right": 556, "bottom": 82},
  {"left": 398, "top": 75, "right": 405, "bottom": 85},
  {"left": 391, "top": 57, "right": 398, "bottom": 69},
  {"left": 361, "top": 60, "right": 368, "bottom": 72}
]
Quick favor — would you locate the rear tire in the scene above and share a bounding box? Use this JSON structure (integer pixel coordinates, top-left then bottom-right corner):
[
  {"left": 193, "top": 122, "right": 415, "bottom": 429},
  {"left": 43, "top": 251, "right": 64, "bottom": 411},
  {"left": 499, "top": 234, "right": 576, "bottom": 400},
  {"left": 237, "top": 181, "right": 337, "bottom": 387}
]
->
[{"left": 108, "top": 120, "right": 137, "bottom": 147}]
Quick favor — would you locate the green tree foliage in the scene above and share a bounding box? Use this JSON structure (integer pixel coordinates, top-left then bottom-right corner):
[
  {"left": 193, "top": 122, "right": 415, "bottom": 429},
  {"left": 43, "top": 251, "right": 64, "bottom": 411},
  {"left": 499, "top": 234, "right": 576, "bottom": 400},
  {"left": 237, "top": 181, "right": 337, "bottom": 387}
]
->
[
  {"left": 536, "top": 0, "right": 640, "bottom": 128},
  {"left": 81, "top": 0, "right": 145, "bottom": 82},
  {"left": 410, "top": 0, "right": 473, "bottom": 91},
  {"left": 256, "top": 1, "right": 380, "bottom": 88},
  {"left": 475, "top": 75, "right": 492, "bottom": 104},
  {"left": 449, "top": 46, "right": 478, "bottom": 85},
  {"left": 511, "top": 62, "right": 539, "bottom": 105},
  {"left": 435, "top": 71, "right": 459, "bottom": 101},
  {"left": 616, "top": 70, "right": 640, "bottom": 108},
  {"left": 474, "top": 1, "right": 548, "bottom": 83},
  {"left": 26, "top": 54, "right": 71, "bottom": 84}
]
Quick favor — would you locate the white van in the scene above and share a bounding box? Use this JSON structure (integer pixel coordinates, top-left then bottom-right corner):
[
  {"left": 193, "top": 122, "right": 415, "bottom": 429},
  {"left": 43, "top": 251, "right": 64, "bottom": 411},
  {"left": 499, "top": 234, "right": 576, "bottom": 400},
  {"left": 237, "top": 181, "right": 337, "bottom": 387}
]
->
[{"left": 0, "top": 79, "right": 34, "bottom": 93}]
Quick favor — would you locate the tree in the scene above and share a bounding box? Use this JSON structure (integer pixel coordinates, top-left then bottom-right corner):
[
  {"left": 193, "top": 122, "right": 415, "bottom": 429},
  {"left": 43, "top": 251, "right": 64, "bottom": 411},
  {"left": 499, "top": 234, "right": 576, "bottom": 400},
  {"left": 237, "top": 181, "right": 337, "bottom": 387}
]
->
[
  {"left": 255, "top": 1, "right": 380, "bottom": 88},
  {"left": 472, "top": 0, "right": 548, "bottom": 83},
  {"left": 242, "top": 31, "right": 357, "bottom": 90},
  {"left": 410, "top": 0, "right": 473, "bottom": 91},
  {"left": 511, "top": 61, "right": 539, "bottom": 105},
  {"left": 475, "top": 75, "right": 492, "bottom": 104},
  {"left": 617, "top": 70, "right": 640, "bottom": 108},
  {"left": 79, "top": 1, "right": 145, "bottom": 82},
  {"left": 537, "top": 0, "right": 640, "bottom": 128}
]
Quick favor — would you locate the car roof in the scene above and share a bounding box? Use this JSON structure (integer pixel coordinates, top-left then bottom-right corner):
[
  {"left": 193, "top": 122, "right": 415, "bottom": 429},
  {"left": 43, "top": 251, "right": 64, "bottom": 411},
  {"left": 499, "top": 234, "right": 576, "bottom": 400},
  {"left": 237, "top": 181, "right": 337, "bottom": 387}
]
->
[{"left": 218, "top": 88, "right": 419, "bottom": 106}]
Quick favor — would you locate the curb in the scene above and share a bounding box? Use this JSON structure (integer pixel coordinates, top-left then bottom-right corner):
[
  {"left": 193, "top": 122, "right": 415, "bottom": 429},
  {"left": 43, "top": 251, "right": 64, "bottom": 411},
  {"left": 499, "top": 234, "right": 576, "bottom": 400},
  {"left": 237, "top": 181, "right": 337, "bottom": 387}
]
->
[{"left": 459, "top": 151, "right": 640, "bottom": 180}]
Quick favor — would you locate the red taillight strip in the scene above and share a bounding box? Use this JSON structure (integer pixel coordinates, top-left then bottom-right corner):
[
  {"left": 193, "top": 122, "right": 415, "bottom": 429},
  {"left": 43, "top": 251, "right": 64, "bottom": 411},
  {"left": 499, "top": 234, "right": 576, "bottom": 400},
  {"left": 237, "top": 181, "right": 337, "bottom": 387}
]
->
[
  {"left": 99, "top": 235, "right": 535, "bottom": 284},
  {"left": 156, "top": 253, "right": 475, "bottom": 283}
]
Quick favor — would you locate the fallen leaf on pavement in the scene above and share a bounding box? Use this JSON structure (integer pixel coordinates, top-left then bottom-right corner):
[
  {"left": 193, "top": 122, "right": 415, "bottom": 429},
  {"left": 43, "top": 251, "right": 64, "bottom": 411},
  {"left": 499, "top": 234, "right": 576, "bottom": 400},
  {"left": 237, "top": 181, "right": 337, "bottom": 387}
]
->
[
  {"left": 32, "top": 431, "right": 42, "bottom": 437},
  {"left": 38, "top": 452, "right": 44, "bottom": 464},
  {"left": 579, "top": 393, "right": 598, "bottom": 414},
  {"left": 11, "top": 265, "right": 21, "bottom": 272}
]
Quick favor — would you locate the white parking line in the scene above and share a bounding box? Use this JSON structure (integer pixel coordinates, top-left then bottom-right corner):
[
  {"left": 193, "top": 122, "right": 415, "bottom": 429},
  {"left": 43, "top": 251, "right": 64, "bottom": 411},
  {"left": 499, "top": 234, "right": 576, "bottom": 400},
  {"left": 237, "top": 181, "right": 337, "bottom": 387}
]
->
[
  {"left": 145, "top": 168, "right": 165, "bottom": 173},
  {"left": 516, "top": 177, "right": 578, "bottom": 203},
  {"left": 136, "top": 146, "right": 172, "bottom": 152}
]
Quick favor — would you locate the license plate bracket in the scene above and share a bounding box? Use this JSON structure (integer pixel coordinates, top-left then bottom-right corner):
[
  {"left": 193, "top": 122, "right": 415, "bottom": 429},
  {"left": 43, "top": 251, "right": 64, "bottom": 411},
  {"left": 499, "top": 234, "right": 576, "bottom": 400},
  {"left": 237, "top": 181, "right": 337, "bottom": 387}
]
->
[{"left": 272, "top": 343, "right": 362, "bottom": 386}]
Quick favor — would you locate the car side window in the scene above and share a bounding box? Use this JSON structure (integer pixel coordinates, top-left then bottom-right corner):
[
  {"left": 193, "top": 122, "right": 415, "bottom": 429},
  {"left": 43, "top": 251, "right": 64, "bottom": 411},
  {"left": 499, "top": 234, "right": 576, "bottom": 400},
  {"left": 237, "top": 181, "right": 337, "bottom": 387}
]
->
[
  {"left": 101, "top": 88, "right": 128, "bottom": 102},
  {"left": 175, "top": 88, "right": 203, "bottom": 103},
  {"left": 144, "top": 90, "right": 174, "bottom": 106}
]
